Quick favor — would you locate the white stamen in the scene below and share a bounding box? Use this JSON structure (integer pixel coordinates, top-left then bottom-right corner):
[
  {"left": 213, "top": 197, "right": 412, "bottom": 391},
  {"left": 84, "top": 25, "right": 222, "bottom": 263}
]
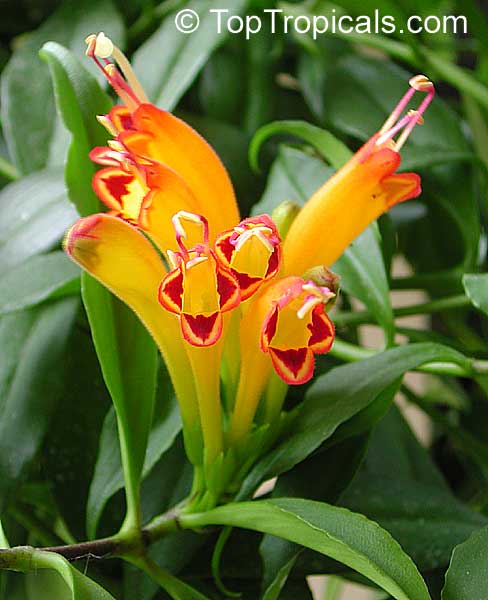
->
[
  {"left": 186, "top": 255, "right": 208, "bottom": 269},
  {"left": 297, "top": 296, "right": 321, "bottom": 319},
  {"left": 172, "top": 211, "right": 205, "bottom": 240},
  {"left": 234, "top": 226, "right": 274, "bottom": 253},
  {"left": 166, "top": 250, "right": 180, "bottom": 269},
  {"left": 96, "top": 114, "right": 118, "bottom": 136},
  {"left": 302, "top": 282, "right": 335, "bottom": 304},
  {"left": 409, "top": 74, "right": 434, "bottom": 92},
  {"left": 107, "top": 139, "right": 126, "bottom": 152}
]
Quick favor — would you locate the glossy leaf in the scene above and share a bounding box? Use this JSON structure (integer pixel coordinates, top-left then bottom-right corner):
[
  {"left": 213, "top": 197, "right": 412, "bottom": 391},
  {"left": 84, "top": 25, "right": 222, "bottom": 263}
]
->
[
  {"left": 18, "top": 549, "right": 116, "bottom": 599},
  {"left": 463, "top": 273, "right": 488, "bottom": 316},
  {"left": 0, "top": 252, "right": 80, "bottom": 316},
  {"left": 133, "top": 0, "right": 248, "bottom": 110},
  {"left": 262, "top": 551, "right": 301, "bottom": 600},
  {"left": 0, "top": 299, "right": 79, "bottom": 510},
  {"left": 82, "top": 280, "right": 158, "bottom": 530},
  {"left": 181, "top": 499, "right": 431, "bottom": 600},
  {"left": 334, "top": 226, "right": 394, "bottom": 346},
  {"left": 261, "top": 435, "right": 368, "bottom": 597},
  {"left": 251, "top": 145, "right": 334, "bottom": 217},
  {"left": 41, "top": 41, "right": 112, "bottom": 216},
  {"left": 42, "top": 325, "right": 111, "bottom": 540},
  {"left": 0, "top": 0, "right": 123, "bottom": 174},
  {"left": 87, "top": 391, "right": 181, "bottom": 537},
  {"left": 0, "top": 168, "right": 77, "bottom": 274},
  {"left": 442, "top": 525, "right": 488, "bottom": 600},
  {"left": 342, "top": 407, "right": 487, "bottom": 571},
  {"left": 239, "top": 343, "right": 471, "bottom": 498},
  {"left": 321, "top": 55, "right": 467, "bottom": 156},
  {"left": 249, "top": 120, "right": 352, "bottom": 172}
]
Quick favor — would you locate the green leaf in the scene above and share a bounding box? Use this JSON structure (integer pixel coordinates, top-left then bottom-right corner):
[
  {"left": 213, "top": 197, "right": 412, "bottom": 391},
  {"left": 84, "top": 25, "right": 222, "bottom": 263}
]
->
[
  {"left": 133, "top": 0, "right": 248, "bottom": 110},
  {"left": 260, "top": 434, "right": 370, "bottom": 594},
  {"left": 249, "top": 120, "right": 352, "bottom": 172},
  {"left": 334, "top": 226, "right": 394, "bottom": 346},
  {"left": 40, "top": 41, "right": 112, "bottom": 216},
  {"left": 42, "top": 324, "right": 112, "bottom": 540},
  {"left": 262, "top": 551, "right": 302, "bottom": 600},
  {"left": 239, "top": 343, "right": 471, "bottom": 498},
  {"left": 251, "top": 145, "right": 334, "bottom": 217},
  {"left": 0, "top": 299, "right": 79, "bottom": 510},
  {"left": 87, "top": 390, "right": 181, "bottom": 537},
  {"left": 82, "top": 277, "right": 158, "bottom": 530},
  {"left": 442, "top": 525, "right": 488, "bottom": 600},
  {"left": 181, "top": 499, "right": 432, "bottom": 600},
  {"left": 0, "top": 0, "right": 124, "bottom": 174},
  {"left": 0, "top": 168, "right": 77, "bottom": 274},
  {"left": 423, "top": 50, "right": 488, "bottom": 113},
  {"left": 13, "top": 548, "right": 116, "bottom": 599},
  {"left": 463, "top": 273, "right": 488, "bottom": 316},
  {"left": 342, "top": 407, "right": 487, "bottom": 571},
  {"left": 0, "top": 252, "right": 80, "bottom": 316}
]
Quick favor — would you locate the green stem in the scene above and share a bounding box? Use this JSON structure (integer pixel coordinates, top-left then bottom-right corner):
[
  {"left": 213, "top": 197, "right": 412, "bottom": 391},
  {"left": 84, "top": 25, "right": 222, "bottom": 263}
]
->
[
  {"left": 330, "top": 338, "right": 488, "bottom": 378},
  {"left": 333, "top": 294, "right": 470, "bottom": 327},
  {"left": 390, "top": 269, "right": 463, "bottom": 293}
]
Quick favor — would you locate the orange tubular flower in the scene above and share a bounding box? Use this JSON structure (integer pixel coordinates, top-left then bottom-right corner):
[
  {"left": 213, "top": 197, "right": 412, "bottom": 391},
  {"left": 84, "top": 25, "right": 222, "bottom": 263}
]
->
[
  {"left": 283, "top": 75, "right": 435, "bottom": 275},
  {"left": 84, "top": 32, "right": 239, "bottom": 248}
]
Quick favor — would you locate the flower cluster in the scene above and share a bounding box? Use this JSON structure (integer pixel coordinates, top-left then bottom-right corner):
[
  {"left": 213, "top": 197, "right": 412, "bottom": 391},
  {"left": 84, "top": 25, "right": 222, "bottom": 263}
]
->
[{"left": 65, "top": 33, "right": 434, "bottom": 504}]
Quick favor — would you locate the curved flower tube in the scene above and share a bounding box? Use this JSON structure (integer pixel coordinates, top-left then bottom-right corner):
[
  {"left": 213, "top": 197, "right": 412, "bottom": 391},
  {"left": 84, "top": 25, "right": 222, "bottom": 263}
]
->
[
  {"left": 85, "top": 33, "right": 239, "bottom": 242},
  {"left": 63, "top": 214, "right": 200, "bottom": 445},
  {"left": 283, "top": 75, "right": 435, "bottom": 275}
]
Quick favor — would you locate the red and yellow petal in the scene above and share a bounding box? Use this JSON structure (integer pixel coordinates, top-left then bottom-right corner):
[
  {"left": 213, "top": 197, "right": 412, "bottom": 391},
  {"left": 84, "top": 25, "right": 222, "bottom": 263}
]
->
[
  {"left": 158, "top": 267, "right": 184, "bottom": 314},
  {"left": 307, "top": 306, "right": 335, "bottom": 353},
  {"left": 121, "top": 104, "right": 240, "bottom": 237},
  {"left": 214, "top": 216, "right": 281, "bottom": 300},
  {"left": 181, "top": 311, "right": 223, "bottom": 347},
  {"left": 268, "top": 347, "right": 315, "bottom": 385},
  {"left": 216, "top": 265, "right": 240, "bottom": 312},
  {"left": 109, "top": 105, "right": 135, "bottom": 132},
  {"left": 138, "top": 165, "right": 201, "bottom": 253},
  {"left": 92, "top": 166, "right": 148, "bottom": 221}
]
